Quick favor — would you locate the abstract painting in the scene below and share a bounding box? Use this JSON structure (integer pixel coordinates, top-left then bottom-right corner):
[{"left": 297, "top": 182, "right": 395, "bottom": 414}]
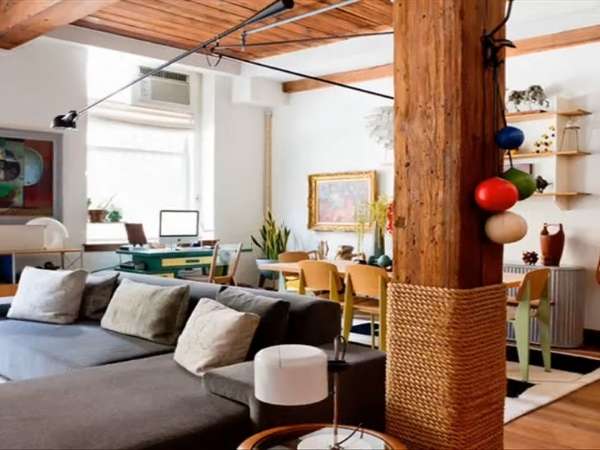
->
[
  {"left": 0, "top": 134, "right": 56, "bottom": 217},
  {"left": 308, "top": 171, "right": 376, "bottom": 231}
]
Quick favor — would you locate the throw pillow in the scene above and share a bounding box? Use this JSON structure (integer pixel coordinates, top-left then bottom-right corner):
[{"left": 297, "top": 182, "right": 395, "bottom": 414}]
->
[
  {"left": 217, "top": 287, "right": 289, "bottom": 358},
  {"left": 101, "top": 278, "right": 190, "bottom": 345},
  {"left": 80, "top": 273, "right": 119, "bottom": 320},
  {"left": 174, "top": 298, "right": 260, "bottom": 375},
  {"left": 7, "top": 267, "right": 88, "bottom": 324}
]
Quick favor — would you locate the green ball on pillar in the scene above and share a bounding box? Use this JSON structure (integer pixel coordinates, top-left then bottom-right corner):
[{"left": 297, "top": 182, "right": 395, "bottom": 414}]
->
[{"left": 502, "top": 167, "right": 536, "bottom": 200}]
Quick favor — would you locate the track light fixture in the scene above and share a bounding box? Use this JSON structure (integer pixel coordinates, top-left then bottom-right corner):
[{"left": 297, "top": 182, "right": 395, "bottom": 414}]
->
[{"left": 51, "top": 0, "right": 294, "bottom": 129}]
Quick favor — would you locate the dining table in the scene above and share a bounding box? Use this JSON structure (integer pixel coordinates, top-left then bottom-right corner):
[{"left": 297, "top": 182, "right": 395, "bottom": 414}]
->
[{"left": 257, "top": 260, "right": 525, "bottom": 292}]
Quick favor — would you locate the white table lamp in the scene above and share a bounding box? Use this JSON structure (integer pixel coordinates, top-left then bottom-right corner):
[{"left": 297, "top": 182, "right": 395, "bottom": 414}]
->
[{"left": 255, "top": 344, "right": 328, "bottom": 406}]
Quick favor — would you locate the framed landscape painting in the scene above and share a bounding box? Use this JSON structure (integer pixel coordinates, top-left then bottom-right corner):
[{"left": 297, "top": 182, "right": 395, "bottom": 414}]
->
[
  {"left": 0, "top": 129, "right": 62, "bottom": 221},
  {"left": 308, "top": 171, "right": 376, "bottom": 231}
]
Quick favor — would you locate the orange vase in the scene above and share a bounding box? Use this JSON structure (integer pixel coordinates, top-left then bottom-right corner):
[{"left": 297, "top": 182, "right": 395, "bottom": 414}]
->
[{"left": 540, "top": 223, "right": 564, "bottom": 266}]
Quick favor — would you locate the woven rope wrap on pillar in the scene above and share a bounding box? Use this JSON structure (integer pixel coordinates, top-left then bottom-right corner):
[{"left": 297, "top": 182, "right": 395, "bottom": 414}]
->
[{"left": 385, "top": 282, "right": 507, "bottom": 450}]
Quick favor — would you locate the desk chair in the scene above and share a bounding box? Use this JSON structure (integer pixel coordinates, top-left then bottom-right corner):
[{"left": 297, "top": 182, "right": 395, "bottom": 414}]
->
[
  {"left": 181, "top": 243, "right": 242, "bottom": 286},
  {"left": 507, "top": 268, "right": 552, "bottom": 381},
  {"left": 298, "top": 260, "right": 343, "bottom": 302},
  {"left": 343, "top": 265, "right": 388, "bottom": 351}
]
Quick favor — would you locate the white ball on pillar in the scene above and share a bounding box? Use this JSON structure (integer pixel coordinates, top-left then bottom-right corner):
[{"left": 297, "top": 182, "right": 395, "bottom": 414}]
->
[{"left": 485, "top": 211, "right": 528, "bottom": 244}]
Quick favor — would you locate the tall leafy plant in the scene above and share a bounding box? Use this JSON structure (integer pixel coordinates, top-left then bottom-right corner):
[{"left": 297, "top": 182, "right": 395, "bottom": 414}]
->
[{"left": 251, "top": 211, "right": 291, "bottom": 260}]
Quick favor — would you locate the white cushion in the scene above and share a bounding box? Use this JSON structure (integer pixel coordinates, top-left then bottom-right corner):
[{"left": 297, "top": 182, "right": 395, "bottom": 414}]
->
[
  {"left": 174, "top": 298, "right": 260, "bottom": 376},
  {"left": 7, "top": 267, "right": 87, "bottom": 324}
]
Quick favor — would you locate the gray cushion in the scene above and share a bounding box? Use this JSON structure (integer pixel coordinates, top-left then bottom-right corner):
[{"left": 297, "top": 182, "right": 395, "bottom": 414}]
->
[
  {"left": 7, "top": 267, "right": 87, "bottom": 324},
  {"left": 233, "top": 288, "right": 341, "bottom": 346},
  {"left": 217, "top": 287, "right": 289, "bottom": 358},
  {"left": 0, "top": 319, "right": 173, "bottom": 381},
  {"left": 0, "top": 354, "right": 250, "bottom": 450},
  {"left": 80, "top": 273, "right": 119, "bottom": 320},
  {"left": 101, "top": 279, "right": 190, "bottom": 345}
]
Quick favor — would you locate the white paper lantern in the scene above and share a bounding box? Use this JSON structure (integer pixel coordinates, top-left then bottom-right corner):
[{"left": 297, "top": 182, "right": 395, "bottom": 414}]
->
[{"left": 485, "top": 211, "right": 527, "bottom": 244}]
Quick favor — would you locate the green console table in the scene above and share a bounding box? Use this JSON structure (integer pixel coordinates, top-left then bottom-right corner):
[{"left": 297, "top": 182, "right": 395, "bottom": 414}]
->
[{"left": 115, "top": 247, "right": 214, "bottom": 278}]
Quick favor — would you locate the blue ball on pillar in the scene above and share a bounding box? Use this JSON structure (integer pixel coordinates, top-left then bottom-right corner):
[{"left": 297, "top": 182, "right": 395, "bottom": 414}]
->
[{"left": 495, "top": 126, "right": 525, "bottom": 150}]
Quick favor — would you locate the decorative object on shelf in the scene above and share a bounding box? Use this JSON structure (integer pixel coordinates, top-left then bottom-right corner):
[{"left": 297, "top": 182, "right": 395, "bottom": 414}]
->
[
  {"left": 560, "top": 119, "right": 581, "bottom": 151},
  {"left": 317, "top": 240, "right": 329, "bottom": 260},
  {"left": 251, "top": 210, "right": 290, "bottom": 261},
  {"left": 495, "top": 126, "right": 525, "bottom": 150},
  {"left": 502, "top": 167, "right": 536, "bottom": 200},
  {"left": 474, "top": 177, "right": 518, "bottom": 212},
  {"left": 527, "top": 85, "right": 550, "bottom": 109},
  {"left": 335, "top": 245, "right": 354, "bottom": 261},
  {"left": 308, "top": 171, "right": 376, "bottom": 232},
  {"left": 535, "top": 175, "right": 551, "bottom": 193},
  {"left": 508, "top": 89, "right": 527, "bottom": 112},
  {"left": 540, "top": 223, "right": 565, "bottom": 266},
  {"left": 522, "top": 251, "right": 539, "bottom": 265},
  {"left": 25, "top": 217, "right": 69, "bottom": 249},
  {"left": 369, "top": 196, "right": 390, "bottom": 258},
  {"left": 107, "top": 208, "right": 123, "bottom": 223},
  {"left": 484, "top": 211, "right": 528, "bottom": 244},
  {"left": 0, "top": 132, "right": 59, "bottom": 219},
  {"left": 365, "top": 106, "right": 393, "bottom": 152},
  {"left": 533, "top": 125, "right": 556, "bottom": 153}
]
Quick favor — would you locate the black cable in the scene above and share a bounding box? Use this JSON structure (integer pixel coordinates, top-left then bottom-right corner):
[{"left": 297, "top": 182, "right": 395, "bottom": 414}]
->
[
  {"left": 211, "top": 50, "right": 394, "bottom": 100},
  {"left": 213, "top": 31, "right": 393, "bottom": 49}
]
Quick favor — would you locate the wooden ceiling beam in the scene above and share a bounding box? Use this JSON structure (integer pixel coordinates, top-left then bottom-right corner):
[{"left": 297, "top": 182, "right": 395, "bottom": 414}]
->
[
  {"left": 283, "top": 25, "right": 600, "bottom": 94},
  {"left": 0, "top": 0, "right": 120, "bottom": 49}
]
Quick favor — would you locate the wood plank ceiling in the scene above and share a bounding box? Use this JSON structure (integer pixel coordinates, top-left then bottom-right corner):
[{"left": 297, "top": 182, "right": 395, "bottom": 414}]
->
[{"left": 75, "top": 0, "right": 393, "bottom": 59}]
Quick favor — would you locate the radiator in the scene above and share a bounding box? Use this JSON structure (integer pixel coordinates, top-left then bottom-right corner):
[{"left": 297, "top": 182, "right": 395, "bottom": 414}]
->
[{"left": 504, "top": 263, "right": 585, "bottom": 348}]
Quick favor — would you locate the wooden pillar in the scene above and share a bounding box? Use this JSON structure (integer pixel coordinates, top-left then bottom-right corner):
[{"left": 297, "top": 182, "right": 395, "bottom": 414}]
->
[{"left": 387, "top": 1, "right": 507, "bottom": 449}]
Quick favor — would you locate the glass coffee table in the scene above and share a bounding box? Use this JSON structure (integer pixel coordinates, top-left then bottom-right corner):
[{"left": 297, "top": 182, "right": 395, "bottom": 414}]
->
[{"left": 238, "top": 423, "right": 407, "bottom": 450}]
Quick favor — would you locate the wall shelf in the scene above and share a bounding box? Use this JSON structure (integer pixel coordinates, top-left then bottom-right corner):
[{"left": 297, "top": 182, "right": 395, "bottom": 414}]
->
[
  {"left": 504, "top": 150, "right": 590, "bottom": 160},
  {"left": 506, "top": 109, "right": 591, "bottom": 123}
]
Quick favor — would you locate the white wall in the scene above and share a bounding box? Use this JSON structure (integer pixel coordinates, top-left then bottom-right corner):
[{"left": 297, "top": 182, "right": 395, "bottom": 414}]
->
[
  {"left": 506, "top": 43, "right": 600, "bottom": 330},
  {"left": 272, "top": 78, "right": 394, "bottom": 258},
  {"left": 0, "top": 39, "right": 88, "bottom": 247}
]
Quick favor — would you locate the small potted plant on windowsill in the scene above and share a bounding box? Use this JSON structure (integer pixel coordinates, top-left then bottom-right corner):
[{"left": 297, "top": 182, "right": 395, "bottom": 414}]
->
[
  {"left": 251, "top": 210, "right": 290, "bottom": 287},
  {"left": 88, "top": 195, "right": 116, "bottom": 223}
]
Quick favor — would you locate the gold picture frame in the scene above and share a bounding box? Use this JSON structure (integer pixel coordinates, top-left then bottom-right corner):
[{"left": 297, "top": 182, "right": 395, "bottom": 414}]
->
[{"left": 308, "top": 170, "right": 377, "bottom": 232}]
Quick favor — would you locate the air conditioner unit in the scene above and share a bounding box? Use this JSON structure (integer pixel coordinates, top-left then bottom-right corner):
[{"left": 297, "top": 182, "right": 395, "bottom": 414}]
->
[{"left": 132, "top": 67, "right": 191, "bottom": 110}]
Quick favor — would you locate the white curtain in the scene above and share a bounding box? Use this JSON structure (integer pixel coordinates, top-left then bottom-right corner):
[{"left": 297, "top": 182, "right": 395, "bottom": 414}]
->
[{"left": 87, "top": 116, "right": 192, "bottom": 239}]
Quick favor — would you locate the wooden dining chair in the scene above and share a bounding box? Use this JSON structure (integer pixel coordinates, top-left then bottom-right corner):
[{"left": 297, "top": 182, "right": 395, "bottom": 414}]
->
[
  {"left": 507, "top": 268, "right": 552, "bottom": 381},
  {"left": 182, "top": 243, "right": 242, "bottom": 286},
  {"left": 298, "top": 260, "right": 343, "bottom": 302},
  {"left": 278, "top": 251, "right": 311, "bottom": 292},
  {"left": 343, "top": 264, "right": 389, "bottom": 351}
]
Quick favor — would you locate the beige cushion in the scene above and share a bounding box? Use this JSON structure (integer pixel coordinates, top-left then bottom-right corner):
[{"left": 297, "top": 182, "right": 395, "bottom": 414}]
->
[
  {"left": 101, "top": 278, "right": 190, "bottom": 345},
  {"left": 7, "top": 267, "right": 87, "bottom": 324},
  {"left": 174, "top": 298, "right": 260, "bottom": 375}
]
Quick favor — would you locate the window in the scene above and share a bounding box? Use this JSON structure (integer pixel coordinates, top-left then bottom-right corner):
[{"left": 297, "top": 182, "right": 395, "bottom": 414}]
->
[{"left": 86, "top": 115, "right": 193, "bottom": 241}]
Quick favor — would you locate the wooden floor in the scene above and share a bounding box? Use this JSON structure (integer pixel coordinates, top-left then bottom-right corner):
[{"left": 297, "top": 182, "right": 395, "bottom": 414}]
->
[{"left": 504, "top": 345, "right": 600, "bottom": 449}]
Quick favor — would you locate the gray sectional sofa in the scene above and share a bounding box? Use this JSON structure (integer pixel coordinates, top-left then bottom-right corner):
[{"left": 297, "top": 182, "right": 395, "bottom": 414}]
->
[{"left": 0, "top": 271, "right": 385, "bottom": 449}]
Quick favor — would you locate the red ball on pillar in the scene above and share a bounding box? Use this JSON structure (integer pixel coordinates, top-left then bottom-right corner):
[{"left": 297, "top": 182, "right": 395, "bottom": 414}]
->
[{"left": 474, "top": 177, "right": 519, "bottom": 212}]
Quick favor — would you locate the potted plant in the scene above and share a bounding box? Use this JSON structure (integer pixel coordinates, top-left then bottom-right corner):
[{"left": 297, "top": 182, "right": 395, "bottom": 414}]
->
[
  {"left": 88, "top": 195, "right": 116, "bottom": 223},
  {"left": 251, "top": 211, "right": 291, "bottom": 285}
]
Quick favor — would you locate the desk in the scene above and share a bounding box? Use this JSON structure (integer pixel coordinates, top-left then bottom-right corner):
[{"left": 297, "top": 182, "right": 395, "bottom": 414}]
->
[
  {"left": 0, "top": 248, "right": 83, "bottom": 288},
  {"left": 115, "top": 247, "right": 214, "bottom": 277},
  {"left": 258, "top": 260, "right": 524, "bottom": 291}
]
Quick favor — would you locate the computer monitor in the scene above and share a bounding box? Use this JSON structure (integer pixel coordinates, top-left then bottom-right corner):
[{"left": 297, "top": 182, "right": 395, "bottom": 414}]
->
[{"left": 159, "top": 210, "right": 199, "bottom": 246}]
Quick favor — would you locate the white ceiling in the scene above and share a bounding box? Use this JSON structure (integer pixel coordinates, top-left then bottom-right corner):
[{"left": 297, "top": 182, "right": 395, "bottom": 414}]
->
[{"left": 242, "top": 0, "right": 600, "bottom": 82}]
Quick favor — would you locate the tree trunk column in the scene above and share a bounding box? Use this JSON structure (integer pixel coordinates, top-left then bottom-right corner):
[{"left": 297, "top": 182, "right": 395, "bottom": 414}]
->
[{"left": 387, "top": 1, "right": 507, "bottom": 448}]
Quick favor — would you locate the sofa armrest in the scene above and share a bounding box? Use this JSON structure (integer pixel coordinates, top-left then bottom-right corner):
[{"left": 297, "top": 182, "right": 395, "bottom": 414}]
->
[
  {"left": 204, "top": 344, "right": 385, "bottom": 431},
  {"left": 0, "top": 297, "right": 12, "bottom": 318}
]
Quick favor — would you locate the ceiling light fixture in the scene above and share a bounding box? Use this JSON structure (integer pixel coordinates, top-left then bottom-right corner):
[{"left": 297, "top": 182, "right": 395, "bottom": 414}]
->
[{"left": 50, "top": 0, "right": 294, "bottom": 129}]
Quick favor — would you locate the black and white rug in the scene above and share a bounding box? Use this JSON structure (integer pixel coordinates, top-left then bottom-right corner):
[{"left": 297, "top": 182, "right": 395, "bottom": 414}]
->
[{"left": 350, "top": 320, "right": 600, "bottom": 423}]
